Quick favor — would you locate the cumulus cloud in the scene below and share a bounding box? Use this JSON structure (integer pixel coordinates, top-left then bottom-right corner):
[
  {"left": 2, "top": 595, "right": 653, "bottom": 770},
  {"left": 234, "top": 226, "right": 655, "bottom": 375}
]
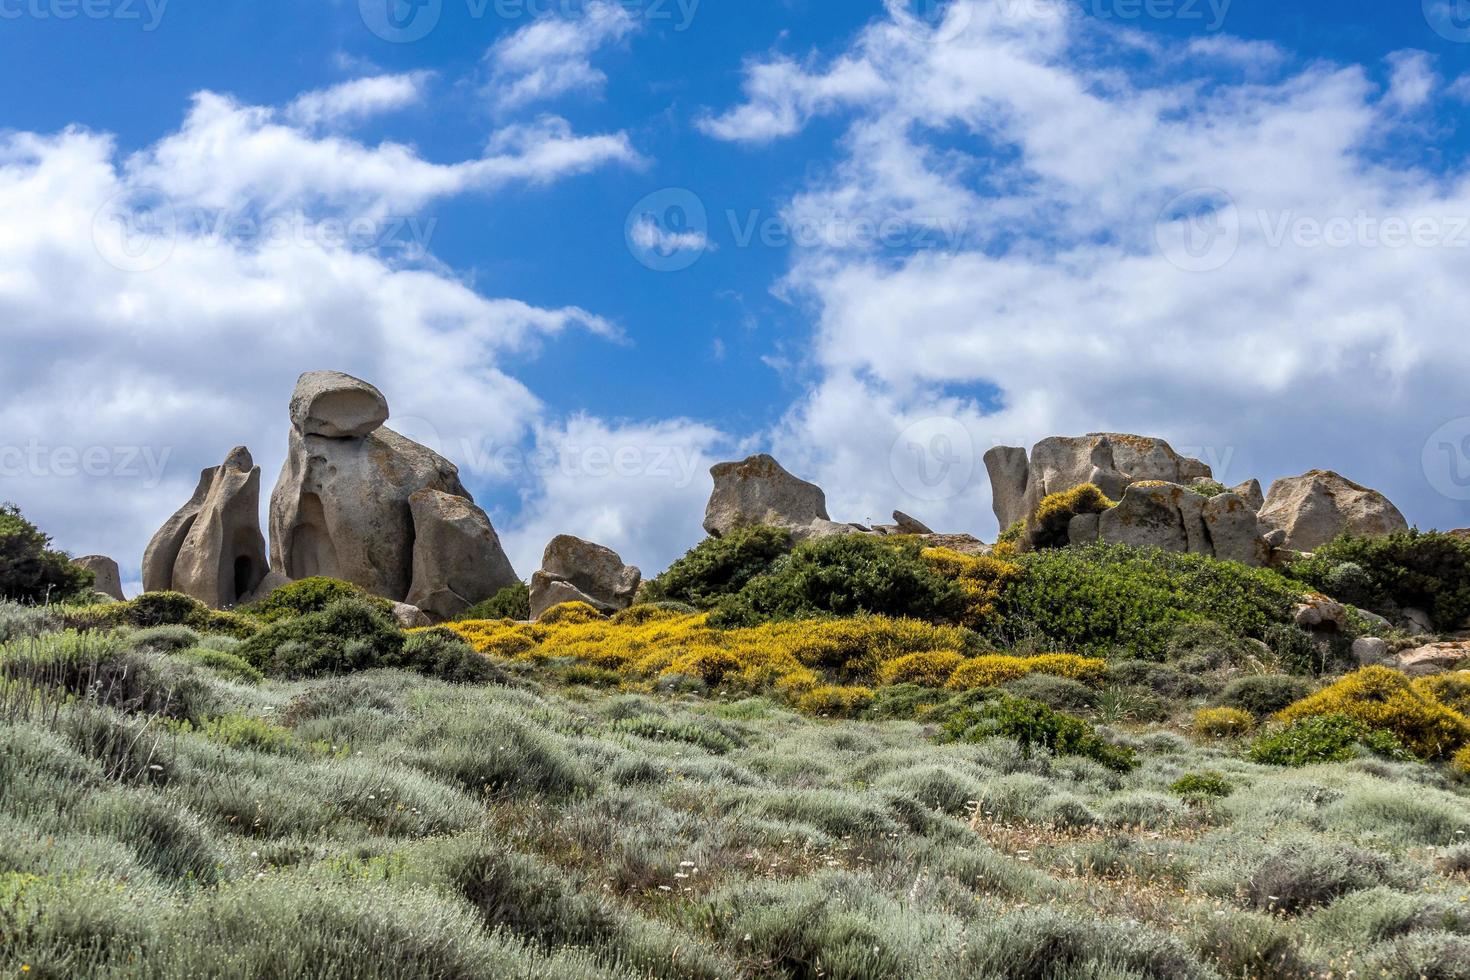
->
[
  {"left": 284, "top": 72, "right": 432, "bottom": 129},
  {"left": 708, "top": 1, "right": 1470, "bottom": 535},
  {"left": 0, "top": 80, "right": 639, "bottom": 587},
  {"left": 485, "top": 1, "right": 638, "bottom": 111}
]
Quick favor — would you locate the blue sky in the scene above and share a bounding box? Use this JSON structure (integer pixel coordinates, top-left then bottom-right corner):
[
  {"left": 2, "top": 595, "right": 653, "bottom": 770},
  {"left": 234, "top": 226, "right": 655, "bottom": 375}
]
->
[{"left": 3, "top": 0, "right": 1470, "bottom": 590}]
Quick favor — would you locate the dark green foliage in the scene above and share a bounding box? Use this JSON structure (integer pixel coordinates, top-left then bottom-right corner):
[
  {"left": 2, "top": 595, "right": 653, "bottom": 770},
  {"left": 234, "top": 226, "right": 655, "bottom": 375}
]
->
[
  {"left": 1106, "top": 659, "right": 1208, "bottom": 699},
  {"left": 245, "top": 576, "right": 394, "bottom": 623},
  {"left": 1263, "top": 622, "right": 1344, "bottom": 677},
  {"left": 1170, "top": 771, "right": 1233, "bottom": 798},
  {"left": 865, "top": 683, "right": 955, "bottom": 720},
  {"left": 999, "top": 544, "right": 1301, "bottom": 659},
  {"left": 710, "top": 534, "right": 966, "bottom": 628},
  {"left": 1288, "top": 530, "right": 1470, "bottom": 629},
  {"left": 941, "top": 693, "right": 1138, "bottom": 772},
  {"left": 0, "top": 503, "right": 93, "bottom": 603},
  {"left": 1249, "top": 714, "right": 1411, "bottom": 767},
  {"left": 641, "top": 525, "right": 794, "bottom": 609},
  {"left": 388, "top": 628, "right": 503, "bottom": 684},
  {"left": 461, "top": 581, "right": 531, "bottom": 621},
  {"left": 179, "top": 647, "right": 264, "bottom": 684},
  {"left": 1218, "top": 675, "right": 1315, "bottom": 718},
  {"left": 236, "top": 598, "right": 404, "bottom": 678}
]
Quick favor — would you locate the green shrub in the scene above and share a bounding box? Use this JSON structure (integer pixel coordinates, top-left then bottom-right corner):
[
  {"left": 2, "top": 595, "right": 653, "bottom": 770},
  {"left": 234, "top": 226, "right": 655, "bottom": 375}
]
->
[
  {"left": 1, "top": 631, "right": 208, "bottom": 722},
  {"left": 390, "top": 629, "right": 502, "bottom": 684},
  {"left": 999, "top": 544, "right": 1302, "bottom": 659},
  {"left": 245, "top": 577, "right": 394, "bottom": 623},
  {"left": 641, "top": 526, "right": 793, "bottom": 609},
  {"left": 1218, "top": 675, "right": 1314, "bottom": 717},
  {"left": 126, "top": 624, "right": 201, "bottom": 653},
  {"left": 1026, "top": 483, "right": 1117, "bottom": 550},
  {"left": 0, "top": 503, "right": 93, "bottom": 603},
  {"left": 1106, "top": 659, "right": 1208, "bottom": 698},
  {"left": 1288, "top": 530, "right": 1470, "bottom": 628},
  {"left": 865, "top": 683, "right": 955, "bottom": 720},
  {"left": 1244, "top": 841, "right": 1413, "bottom": 914},
  {"left": 0, "top": 601, "right": 63, "bottom": 643},
  {"left": 941, "top": 694, "right": 1138, "bottom": 772},
  {"left": 1171, "top": 771, "right": 1233, "bottom": 798},
  {"left": 179, "top": 647, "right": 263, "bottom": 684},
  {"left": 236, "top": 598, "right": 405, "bottom": 678},
  {"left": 1192, "top": 707, "right": 1254, "bottom": 737},
  {"left": 1002, "top": 673, "right": 1098, "bottom": 712},
  {"left": 460, "top": 582, "right": 531, "bottom": 621},
  {"left": 71, "top": 591, "right": 259, "bottom": 638},
  {"left": 710, "top": 534, "right": 967, "bottom": 627},
  {"left": 1248, "top": 714, "right": 1411, "bottom": 767},
  {"left": 1277, "top": 666, "right": 1470, "bottom": 759}
]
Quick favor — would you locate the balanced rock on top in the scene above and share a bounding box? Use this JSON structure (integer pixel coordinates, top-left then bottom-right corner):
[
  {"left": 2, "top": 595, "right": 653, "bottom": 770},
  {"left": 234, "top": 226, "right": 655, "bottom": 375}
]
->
[
  {"left": 1257, "top": 469, "right": 1408, "bottom": 552},
  {"left": 530, "top": 535, "right": 641, "bottom": 620}
]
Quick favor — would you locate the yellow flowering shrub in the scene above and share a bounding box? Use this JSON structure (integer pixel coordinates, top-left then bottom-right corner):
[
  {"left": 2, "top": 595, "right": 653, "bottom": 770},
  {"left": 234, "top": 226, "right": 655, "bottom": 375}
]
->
[
  {"left": 1192, "top": 707, "right": 1254, "bottom": 738},
  {"left": 878, "top": 651, "right": 966, "bottom": 687},
  {"left": 796, "top": 685, "right": 875, "bottom": 718},
  {"left": 946, "top": 654, "right": 1107, "bottom": 691},
  {"left": 919, "top": 547, "right": 1021, "bottom": 629},
  {"left": 1277, "top": 666, "right": 1470, "bottom": 759},
  {"left": 1028, "top": 484, "right": 1117, "bottom": 549},
  {"left": 1413, "top": 673, "right": 1470, "bottom": 716},
  {"left": 1451, "top": 744, "right": 1470, "bottom": 780}
]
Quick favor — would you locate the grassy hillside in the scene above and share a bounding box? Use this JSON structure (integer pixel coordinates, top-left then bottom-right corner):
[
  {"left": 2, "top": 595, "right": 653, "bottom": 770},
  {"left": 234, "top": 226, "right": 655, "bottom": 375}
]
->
[{"left": 2, "top": 532, "right": 1470, "bottom": 978}]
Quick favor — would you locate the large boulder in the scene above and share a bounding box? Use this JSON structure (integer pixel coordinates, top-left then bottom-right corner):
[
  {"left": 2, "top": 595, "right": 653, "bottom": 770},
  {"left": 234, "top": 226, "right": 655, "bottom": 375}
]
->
[
  {"left": 269, "top": 372, "right": 470, "bottom": 602},
  {"left": 74, "top": 555, "right": 124, "bottom": 601},
  {"left": 289, "top": 370, "right": 389, "bottom": 439},
  {"left": 1257, "top": 470, "right": 1408, "bottom": 552},
  {"left": 143, "top": 446, "right": 267, "bottom": 606},
  {"left": 987, "top": 434, "right": 1212, "bottom": 532},
  {"left": 405, "top": 489, "right": 519, "bottom": 621},
  {"left": 530, "top": 535, "right": 641, "bottom": 620},
  {"left": 704, "top": 454, "right": 860, "bottom": 540},
  {"left": 1085, "top": 483, "right": 1269, "bottom": 566}
]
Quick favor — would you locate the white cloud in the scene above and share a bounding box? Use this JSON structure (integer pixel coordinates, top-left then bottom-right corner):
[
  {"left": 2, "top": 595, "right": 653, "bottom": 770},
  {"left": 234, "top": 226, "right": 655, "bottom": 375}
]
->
[
  {"left": 708, "top": 1, "right": 1470, "bottom": 536},
  {"left": 628, "top": 215, "right": 712, "bottom": 256},
  {"left": 285, "top": 72, "right": 432, "bottom": 129},
  {"left": 499, "top": 415, "right": 728, "bottom": 577},
  {"left": 127, "top": 92, "right": 639, "bottom": 220},
  {"left": 696, "top": 54, "right": 885, "bottom": 143},
  {"left": 1383, "top": 50, "right": 1437, "bottom": 111},
  {"left": 486, "top": 1, "right": 638, "bottom": 111},
  {"left": 0, "top": 80, "right": 640, "bottom": 585}
]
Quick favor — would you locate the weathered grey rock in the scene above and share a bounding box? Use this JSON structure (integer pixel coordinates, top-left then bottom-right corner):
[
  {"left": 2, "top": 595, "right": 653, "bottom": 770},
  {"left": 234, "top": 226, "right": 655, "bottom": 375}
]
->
[
  {"left": 74, "top": 555, "right": 124, "bottom": 601},
  {"left": 170, "top": 447, "right": 267, "bottom": 608},
  {"left": 891, "top": 511, "right": 933, "bottom": 535},
  {"left": 1202, "top": 493, "right": 1270, "bottom": 567},
  {"left": 1092, "top": 482, "right": 1269, "bottom": 566},
  {"left": 1231, "top": 479, "right": 1265, "bottom": 512},
  {"left": 988, "top": 434, "right": 1212, "bottom": 534},
  {"left": 1397, "top": 642, "right": 1469, "bottom": 677},
  {"left": 704, "top": 455, "right": 832, "bottom": 539},
  {"left": 1097, "top": 482, "right": 1207, "bottom": 554},
  {"left": 1402, "top": 607, "right": 1435, "bottom": 636},
  {"left": 1356, "top": 608, "right": 1393, "bottom": 632},
  {"left": 1257, "top": 470, "right": 1408, "bottom": 552},
  {"left": 142, "top": 467, "right": 215, "bottom": 594},
  {"left": 270, "top": 425, "right": 469, "bottom": 602},
  {"left": 1068, "top": 512, "right": 1100, "bottom": 547},
  {"left": 405, "top": 489, "right": 519, "bottom": 621},
  {"left": 392, "top": 602, "right": 434, "bottom": 629},
  {"left": 289, "top": 370, "right": 389, "bottom": 439},
  {"left": 914, "top": 533, "right": 992, "bottom": 556},
  {"left": 1263, "top": 528, "right": 1288, "bottom": 549},
  {"left": 143, "top": 447, "right": 267, "bottom": 607},
  {"left": 1352, "top": 637, "right": 1391, "bottom": 667},
  {"left": 1293, "top": 596, "right": 1348, "bottom": 631},
  {"left": 983, "top": 446, "right": 1031, "bottom": 530},
  {"left": 530, "top": 536, "right": 641, "bottom": 620}
]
